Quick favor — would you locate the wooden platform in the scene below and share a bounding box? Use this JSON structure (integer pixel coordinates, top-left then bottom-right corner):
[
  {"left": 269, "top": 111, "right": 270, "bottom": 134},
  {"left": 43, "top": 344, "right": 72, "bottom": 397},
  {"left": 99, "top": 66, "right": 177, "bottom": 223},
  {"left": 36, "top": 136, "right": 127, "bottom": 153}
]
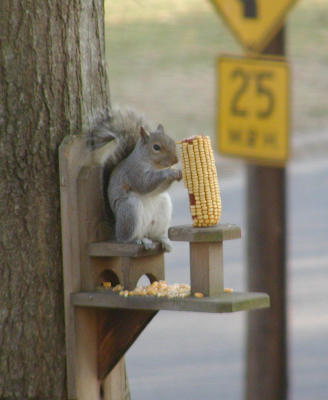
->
[
  {"left": 72, "top": 290, "right": 269, "bottom": 313},
  {"left": 168, "top": 224, "right": 241, "bottom": 242}
]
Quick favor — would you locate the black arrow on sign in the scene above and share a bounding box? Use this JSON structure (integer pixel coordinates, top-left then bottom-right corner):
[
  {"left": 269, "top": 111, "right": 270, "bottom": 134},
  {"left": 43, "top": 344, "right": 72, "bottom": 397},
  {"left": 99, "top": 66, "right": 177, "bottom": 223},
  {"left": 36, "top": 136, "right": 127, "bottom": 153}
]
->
[{"left": 239, "top": 0, "right": 258, "bottom": 19}]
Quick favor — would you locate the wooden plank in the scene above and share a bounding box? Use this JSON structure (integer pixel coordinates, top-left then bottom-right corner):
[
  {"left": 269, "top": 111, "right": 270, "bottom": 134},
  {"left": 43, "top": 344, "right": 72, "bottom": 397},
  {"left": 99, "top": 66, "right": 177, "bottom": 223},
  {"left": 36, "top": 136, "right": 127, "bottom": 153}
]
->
[
  {"left": 168, "top": 224, "right": 241, "bottom": 242},
  {"left": 88, "top": 241, "right": 163, "bottom": 258},
  {"left": 72, "top": 291, "right": 270, "bottom": 313},
  {"left": 78, "top": 165, "right": 112, "bottom": 291},
  {"left": 74, "top": 308, "right": 100, "bottom": 400},
  {"left": 102, "top": 359, "right": 130, "bottom": 400},
  {"left": 59, "top": 135, "right": 92, "bottom": 399},
  {"left": 97, "top": 309, "right": 157, "bottom": 380},
  {"left": 190, "top": 242, "right": 223, "bottom": 296},
  {"left": 59, "top": 136, "right": 129, "bottom": 400}
]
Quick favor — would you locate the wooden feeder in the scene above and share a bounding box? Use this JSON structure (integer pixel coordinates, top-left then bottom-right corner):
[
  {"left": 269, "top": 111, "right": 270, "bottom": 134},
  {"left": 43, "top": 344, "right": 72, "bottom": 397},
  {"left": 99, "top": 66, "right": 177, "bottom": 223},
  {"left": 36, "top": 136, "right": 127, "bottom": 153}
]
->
[{"left": 59, "top": 135, "right": 269, "bottom": 400}]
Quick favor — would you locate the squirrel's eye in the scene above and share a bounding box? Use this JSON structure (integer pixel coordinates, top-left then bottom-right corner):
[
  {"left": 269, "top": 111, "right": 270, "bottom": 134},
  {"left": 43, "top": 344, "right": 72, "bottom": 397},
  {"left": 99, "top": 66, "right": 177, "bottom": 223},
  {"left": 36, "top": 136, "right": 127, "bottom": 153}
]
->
[{"left": 153, "top": 144, "right": 161, "bottom": 151}]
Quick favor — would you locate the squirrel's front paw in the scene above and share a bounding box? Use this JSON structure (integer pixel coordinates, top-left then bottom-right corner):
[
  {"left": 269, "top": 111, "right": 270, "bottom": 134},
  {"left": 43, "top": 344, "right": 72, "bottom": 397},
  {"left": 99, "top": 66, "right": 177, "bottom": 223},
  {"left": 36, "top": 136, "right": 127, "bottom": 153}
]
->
[{"left": 170, "top": 169, "right": 182, "bottom": 181}]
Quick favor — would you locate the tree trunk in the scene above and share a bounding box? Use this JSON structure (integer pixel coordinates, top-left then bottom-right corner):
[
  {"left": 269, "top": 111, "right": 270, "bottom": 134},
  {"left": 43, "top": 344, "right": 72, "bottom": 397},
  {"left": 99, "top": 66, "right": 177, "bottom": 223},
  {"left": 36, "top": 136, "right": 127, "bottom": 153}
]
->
[{"left": 0, "top": 0, "right": 110, "bottom": 398}]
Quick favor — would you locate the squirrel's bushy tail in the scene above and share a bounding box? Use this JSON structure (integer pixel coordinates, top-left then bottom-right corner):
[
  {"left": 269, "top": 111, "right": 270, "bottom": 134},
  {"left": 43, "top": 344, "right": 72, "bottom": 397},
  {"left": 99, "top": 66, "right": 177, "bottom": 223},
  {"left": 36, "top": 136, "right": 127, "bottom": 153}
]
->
[
  {"left": 87, "top": 108, "right": 150, "bottom": 224},
  {"left": 87, "top": 108, "right": 149, "bottom": 166}
]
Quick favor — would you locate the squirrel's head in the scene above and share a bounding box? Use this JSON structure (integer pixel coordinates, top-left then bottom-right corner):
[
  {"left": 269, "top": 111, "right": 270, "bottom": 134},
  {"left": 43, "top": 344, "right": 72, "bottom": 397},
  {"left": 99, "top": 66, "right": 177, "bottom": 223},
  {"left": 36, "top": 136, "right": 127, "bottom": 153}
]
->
[{"left": 139, "top": 125, "right": 178, "bottom": 168}]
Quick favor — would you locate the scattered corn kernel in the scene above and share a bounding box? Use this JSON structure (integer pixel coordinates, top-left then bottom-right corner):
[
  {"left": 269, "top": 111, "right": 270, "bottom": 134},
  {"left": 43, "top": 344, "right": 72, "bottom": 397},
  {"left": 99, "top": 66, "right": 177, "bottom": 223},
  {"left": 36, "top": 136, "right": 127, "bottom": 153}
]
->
[
  {"left": 113, "top": 281, "right": 191, "bottom": 299},
  {"left": 179, "top": 135, "right": 221, "bottom": 227},
  {"left": 108, "top": 284, "right": 233, "bottom": 296},
  {"left": 194, "top": 292, "right": 204, "bottom": 298}
]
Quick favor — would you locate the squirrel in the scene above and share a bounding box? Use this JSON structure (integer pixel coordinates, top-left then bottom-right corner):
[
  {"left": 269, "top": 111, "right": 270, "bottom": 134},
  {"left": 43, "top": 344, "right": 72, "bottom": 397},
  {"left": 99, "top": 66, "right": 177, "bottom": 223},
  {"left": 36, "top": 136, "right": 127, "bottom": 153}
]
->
[{"left": 87, "top": 108, "right": 182, "bottom": 252}]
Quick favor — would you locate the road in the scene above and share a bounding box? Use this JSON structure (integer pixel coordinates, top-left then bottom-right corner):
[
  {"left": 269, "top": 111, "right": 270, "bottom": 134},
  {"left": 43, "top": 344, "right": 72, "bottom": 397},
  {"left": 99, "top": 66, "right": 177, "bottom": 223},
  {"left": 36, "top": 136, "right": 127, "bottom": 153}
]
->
[{"left": 125, "top": 155, "right": 328, "bottom": 400}]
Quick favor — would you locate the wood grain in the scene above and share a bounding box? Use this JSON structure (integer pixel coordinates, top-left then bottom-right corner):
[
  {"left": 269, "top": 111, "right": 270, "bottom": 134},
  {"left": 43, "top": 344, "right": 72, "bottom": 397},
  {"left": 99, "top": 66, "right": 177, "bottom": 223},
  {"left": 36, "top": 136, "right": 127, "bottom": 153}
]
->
[{"left": 190, "top": 242, "right": 223, "bottom": 296}]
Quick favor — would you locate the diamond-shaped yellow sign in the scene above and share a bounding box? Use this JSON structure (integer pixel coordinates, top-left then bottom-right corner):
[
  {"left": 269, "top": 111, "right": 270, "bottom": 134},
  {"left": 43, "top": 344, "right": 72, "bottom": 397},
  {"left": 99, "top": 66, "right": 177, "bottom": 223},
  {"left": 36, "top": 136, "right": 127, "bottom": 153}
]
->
[{"left": 211, "top": 0, "right": 299, "bottom": 52}]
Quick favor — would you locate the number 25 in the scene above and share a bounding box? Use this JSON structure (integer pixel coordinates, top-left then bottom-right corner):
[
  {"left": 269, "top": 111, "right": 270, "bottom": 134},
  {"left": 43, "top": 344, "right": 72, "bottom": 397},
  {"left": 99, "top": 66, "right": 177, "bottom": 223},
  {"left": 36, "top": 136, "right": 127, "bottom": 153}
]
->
[{"left": 230, "top": 69, "right": 274, "bottom": 119}]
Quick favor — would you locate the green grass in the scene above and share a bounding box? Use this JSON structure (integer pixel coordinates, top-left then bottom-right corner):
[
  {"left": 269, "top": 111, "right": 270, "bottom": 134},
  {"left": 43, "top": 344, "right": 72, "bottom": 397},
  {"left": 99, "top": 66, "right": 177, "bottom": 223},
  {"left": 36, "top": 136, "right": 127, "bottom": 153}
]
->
[
  {"left": 288, "top": 0, "right": 328, "bottom": 133},
  {"left": 105, "top": 0, "right": 328, "bottom": 141}
]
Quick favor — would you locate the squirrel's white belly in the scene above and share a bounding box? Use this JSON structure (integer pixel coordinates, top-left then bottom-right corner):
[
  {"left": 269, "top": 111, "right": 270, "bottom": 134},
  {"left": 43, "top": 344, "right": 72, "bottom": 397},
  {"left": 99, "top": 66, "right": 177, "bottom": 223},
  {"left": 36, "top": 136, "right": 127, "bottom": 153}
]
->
[{"left": 132, "top": 192, "right": 172, "bottom": 240}]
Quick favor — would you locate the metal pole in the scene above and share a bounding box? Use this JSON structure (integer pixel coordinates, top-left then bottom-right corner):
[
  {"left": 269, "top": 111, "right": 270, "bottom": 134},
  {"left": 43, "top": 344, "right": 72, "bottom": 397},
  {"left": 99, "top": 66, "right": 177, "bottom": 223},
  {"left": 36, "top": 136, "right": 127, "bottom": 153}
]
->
[{"left": 246, "top": 27, "right": 288, "bottom": 400}]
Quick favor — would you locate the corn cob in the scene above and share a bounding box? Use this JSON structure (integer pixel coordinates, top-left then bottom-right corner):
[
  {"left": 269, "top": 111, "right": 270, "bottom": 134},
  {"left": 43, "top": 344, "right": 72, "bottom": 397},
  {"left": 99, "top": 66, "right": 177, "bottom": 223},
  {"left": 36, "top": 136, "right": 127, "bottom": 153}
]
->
[{"left": 179, "top": 135, "right": 221, "bottom": 227}]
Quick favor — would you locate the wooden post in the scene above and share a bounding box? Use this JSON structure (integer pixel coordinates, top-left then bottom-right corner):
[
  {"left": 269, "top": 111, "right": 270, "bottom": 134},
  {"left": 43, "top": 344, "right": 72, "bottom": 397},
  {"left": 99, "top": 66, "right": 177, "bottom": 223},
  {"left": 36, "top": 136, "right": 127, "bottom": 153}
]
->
[
  {"left": 246, "top": 27, "right": 288, "bottom": 400},
  {"left": 190, "top": 242, "right": 223, "bottom": 296}
]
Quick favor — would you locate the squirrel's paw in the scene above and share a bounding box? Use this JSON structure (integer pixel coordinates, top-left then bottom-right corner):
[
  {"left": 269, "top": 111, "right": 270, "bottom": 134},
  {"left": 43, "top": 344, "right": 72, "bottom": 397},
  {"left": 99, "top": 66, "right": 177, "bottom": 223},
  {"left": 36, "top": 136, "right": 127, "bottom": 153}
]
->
[
  {"left": 160, "top": 238, "right": 172, "bottom": 253},
  {"left": 170, "top": 169, "right": 182, "bottom": 182},
  {"left": 175, "top": 169, "right": 182, "bottom": 181},
  {"left": 141, "top": 238, "right": 157, "bottom": 251}
]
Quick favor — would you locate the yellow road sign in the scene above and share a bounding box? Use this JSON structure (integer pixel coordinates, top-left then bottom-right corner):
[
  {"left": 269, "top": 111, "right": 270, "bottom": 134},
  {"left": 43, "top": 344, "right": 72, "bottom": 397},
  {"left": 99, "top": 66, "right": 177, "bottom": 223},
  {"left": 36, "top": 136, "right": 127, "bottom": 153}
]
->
[
  {"left": 211, "top": 0, "right": 299, "bottom": 52},
  {"left": 217, "top": 55, "right": 290, "bottom": 165}
]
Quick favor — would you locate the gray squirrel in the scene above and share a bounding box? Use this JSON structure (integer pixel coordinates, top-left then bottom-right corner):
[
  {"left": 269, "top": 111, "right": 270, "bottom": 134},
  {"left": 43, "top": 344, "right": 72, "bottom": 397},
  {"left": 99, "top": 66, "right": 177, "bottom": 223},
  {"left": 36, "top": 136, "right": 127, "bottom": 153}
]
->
[{"left": 88, "top": 108, "right": 182, "bottom": 251}]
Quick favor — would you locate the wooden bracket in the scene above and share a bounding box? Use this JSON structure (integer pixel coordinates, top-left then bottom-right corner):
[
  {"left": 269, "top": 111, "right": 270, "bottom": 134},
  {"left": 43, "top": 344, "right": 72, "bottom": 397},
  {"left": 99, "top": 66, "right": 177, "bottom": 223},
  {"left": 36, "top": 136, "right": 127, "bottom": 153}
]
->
[{"left": 97, "top": 309, "right": 157, "bottom": 380}]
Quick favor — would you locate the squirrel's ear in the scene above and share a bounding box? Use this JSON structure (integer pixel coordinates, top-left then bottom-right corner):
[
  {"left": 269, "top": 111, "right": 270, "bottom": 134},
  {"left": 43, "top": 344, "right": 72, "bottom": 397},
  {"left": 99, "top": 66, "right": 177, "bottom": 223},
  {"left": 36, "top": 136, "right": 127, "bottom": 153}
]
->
[
  {"left": 157, "top": 124, "right": 164, "bottom": 134},
  {"left": 140, "top": 126, "right": 150, "bottom": 143}
]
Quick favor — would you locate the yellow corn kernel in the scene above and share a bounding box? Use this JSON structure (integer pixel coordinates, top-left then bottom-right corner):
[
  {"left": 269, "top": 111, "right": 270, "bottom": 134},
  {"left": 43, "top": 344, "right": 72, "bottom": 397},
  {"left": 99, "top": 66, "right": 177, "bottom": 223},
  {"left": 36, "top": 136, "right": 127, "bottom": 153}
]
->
[
  {"left": 194, "top": 292, "right": 204, "bottom": 298},
  {"left": 179, "top": 135, "right": 221, "bottom": 227}
]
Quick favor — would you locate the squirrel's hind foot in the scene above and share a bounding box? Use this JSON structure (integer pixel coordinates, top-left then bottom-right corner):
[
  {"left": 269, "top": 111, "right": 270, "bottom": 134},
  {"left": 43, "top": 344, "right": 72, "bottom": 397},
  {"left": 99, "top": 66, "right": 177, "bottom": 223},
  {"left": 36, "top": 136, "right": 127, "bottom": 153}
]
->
[
  {"left": 136, "top": 238, "right": 171, "bottom": 252},
  {"left": 140, "top": 238, "right": 157, "bottom": 251},
  {"left": 160, "top": 238, "right": 172, "bottom": 253}
]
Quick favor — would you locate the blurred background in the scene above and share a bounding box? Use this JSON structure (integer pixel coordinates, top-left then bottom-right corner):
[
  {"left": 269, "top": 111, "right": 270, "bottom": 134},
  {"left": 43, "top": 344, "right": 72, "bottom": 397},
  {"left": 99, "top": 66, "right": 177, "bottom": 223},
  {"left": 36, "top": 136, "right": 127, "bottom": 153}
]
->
[{"left": 104, "top": 0, "right": 327, "bottom": 399}]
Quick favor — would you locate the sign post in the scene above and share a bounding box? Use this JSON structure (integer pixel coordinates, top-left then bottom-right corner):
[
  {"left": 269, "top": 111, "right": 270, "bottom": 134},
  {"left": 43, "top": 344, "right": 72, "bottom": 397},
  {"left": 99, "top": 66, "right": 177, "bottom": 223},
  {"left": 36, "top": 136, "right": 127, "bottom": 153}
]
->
[
  {"left": 211, "top": 1, "right": 297, "bottom": 399},
  {"left": 245, "top": 29, "right": 287, "bottom": 400}
]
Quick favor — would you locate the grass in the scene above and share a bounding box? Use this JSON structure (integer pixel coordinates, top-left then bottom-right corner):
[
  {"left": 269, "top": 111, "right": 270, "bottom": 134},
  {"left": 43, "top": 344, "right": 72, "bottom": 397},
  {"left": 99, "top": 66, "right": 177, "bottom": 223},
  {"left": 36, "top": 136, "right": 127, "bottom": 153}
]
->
[{"left": 105, "top": 0, "right": 328, "bottom": 141}]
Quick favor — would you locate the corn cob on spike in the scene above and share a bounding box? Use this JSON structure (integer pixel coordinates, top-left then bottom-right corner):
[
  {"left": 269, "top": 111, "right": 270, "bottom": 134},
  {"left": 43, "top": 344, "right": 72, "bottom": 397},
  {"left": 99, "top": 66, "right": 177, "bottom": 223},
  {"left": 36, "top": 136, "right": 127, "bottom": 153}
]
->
[{"left": 179, "top": 135, "right": 221, "bottom": 227}]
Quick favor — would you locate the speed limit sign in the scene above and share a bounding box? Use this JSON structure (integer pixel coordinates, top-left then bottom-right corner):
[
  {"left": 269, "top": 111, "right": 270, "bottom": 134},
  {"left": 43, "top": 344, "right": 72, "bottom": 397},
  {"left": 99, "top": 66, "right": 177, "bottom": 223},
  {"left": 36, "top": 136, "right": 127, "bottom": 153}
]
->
[{"left": 217, "top": 55, "right": 290, "bottom": 165}]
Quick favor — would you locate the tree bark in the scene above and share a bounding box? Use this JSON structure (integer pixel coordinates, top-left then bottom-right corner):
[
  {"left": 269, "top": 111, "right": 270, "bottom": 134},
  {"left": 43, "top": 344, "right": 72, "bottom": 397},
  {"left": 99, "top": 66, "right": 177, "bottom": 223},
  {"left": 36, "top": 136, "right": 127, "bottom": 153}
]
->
[{"left": 0, "top": 0, "right": 110, "bottom": 398}]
